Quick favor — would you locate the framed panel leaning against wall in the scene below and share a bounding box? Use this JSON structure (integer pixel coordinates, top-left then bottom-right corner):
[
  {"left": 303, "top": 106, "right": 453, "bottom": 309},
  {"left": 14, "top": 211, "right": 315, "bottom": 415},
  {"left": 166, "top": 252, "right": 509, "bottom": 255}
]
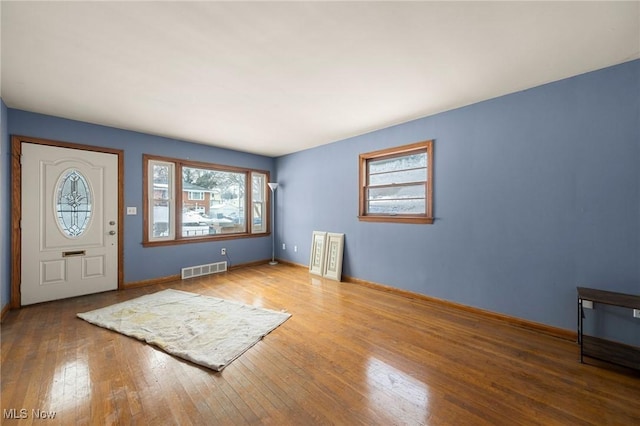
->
[
  {"left": 309, "top": 231, "right": 327, "bottom": 276},
  {"left": 323, "top": 233, "right": 345, "bottom": 281}
]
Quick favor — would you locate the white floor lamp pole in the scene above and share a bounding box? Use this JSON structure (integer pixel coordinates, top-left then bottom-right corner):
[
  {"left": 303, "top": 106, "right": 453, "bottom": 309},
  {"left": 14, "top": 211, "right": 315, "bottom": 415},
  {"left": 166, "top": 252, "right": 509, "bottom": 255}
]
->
[{"left": 268, "top": 182, "right": 279, "bottom": 265}]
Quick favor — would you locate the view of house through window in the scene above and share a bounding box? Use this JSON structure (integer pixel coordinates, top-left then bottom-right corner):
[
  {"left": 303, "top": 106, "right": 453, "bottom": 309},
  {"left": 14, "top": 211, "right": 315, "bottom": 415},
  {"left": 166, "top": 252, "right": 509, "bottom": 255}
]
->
[
  {"left": 182, "top": 166, "right": 247, "bottom": 236},
  {"left": 145, "top": 155, "right": 269, "bottom": 245}
]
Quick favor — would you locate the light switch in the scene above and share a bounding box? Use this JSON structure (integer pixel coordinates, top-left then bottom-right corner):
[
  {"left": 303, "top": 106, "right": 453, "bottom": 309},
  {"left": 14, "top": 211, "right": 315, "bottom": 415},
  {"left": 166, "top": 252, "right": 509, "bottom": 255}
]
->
[{"left": 126, "top": 207, "right": 137, "bottom": 215}]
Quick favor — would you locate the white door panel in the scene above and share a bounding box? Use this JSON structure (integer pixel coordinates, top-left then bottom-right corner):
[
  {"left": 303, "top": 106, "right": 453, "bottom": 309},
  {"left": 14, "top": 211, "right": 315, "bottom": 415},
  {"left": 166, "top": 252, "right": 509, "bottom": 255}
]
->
[{"left": 21, "top": 143, "right": 118, "bottom": 305}]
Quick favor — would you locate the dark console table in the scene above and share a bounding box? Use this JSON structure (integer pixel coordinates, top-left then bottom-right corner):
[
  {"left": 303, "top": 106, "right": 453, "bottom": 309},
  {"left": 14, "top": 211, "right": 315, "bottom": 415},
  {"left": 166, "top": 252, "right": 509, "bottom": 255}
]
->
[{"left": 577, "top": 287, "right": 640, "bottom": 370}]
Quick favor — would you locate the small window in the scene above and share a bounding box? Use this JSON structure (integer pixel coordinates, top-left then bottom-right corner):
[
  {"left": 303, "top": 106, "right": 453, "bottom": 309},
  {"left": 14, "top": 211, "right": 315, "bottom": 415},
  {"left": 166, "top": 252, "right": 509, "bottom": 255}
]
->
[
  {"left": 56, "top": 169, "right": 92, "bottom": 237},
  {"left": 251, "top": 172, "right": 267, "bottom": 234},
  {"left": 359, "top": 140, "right": 434, "bottom": 224},
  {"left": 148, "top": 160, "right": 175, "bottom": 240},
  {"left": 188, "top": 191, "right": 204, "bottom": 200}
]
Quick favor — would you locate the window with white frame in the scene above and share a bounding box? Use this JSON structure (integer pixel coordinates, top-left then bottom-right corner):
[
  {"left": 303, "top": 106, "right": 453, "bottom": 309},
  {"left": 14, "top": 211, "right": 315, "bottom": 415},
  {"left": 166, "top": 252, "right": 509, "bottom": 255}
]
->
[
  {"left": 188, "top": 191, "right": 204, "bottom": 200},
  {"left": 251, "top": 172, "right": 267, "bottom": 233},
  {"left": 148, "top": 159, "right": 175, "bottom": 240}
]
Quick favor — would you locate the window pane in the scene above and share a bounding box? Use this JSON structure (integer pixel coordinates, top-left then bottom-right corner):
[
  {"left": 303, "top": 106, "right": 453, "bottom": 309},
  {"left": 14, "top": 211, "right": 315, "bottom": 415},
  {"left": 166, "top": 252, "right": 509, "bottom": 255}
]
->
[
  {"left": 56, "top": 169, "right": 92, "bottom": 237},
  {"left": 252, "top": 173, "right": 264, "bottom": 202},
  {"left": 369, "top": 153, "right": 426, "bottom": 174},
  {"left": 182, "top": 210, "right": 210, "bottom": 237},
  {"left": 252, "top": 203, "right": 264, "bottom": 233},
  {"left": 367, "top": 198, "right": 426, "bottom": 215},
  {"left": 153, "top": 164, "right": 170, "bottom": 200},
  {"left": 369, "top": 167, "right": 426, "bottom": 186},
  {"left": 182, "top": 167, "right": 246, "bottom": 236},
  {"left": 251, "top": 173, "right": 266, "bottom": 233},
  {"left": 151, "top": 161, "right": 174, "bottom": 239},
  {"left": 153, "top": 201, "right": 170, "bottom": 237},
  {"left": 368, "top": 184, "right": 425, "bottom": 201}
]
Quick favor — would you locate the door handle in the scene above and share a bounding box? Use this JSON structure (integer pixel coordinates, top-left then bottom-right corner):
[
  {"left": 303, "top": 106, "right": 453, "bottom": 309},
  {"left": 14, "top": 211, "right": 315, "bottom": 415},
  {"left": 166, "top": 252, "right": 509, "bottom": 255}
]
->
[{"left": 109, "top": 230, "right": 116, "bottom": 235}]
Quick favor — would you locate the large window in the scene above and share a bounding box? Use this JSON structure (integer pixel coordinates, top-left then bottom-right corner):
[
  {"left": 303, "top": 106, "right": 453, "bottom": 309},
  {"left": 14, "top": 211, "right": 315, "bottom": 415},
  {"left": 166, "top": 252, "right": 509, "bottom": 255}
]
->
[
  {"left": 144, "top": 155, "right": 270, "bottom": 245},
  {"left": 359, "top": 140, "right": 433, "bottom": 224}
]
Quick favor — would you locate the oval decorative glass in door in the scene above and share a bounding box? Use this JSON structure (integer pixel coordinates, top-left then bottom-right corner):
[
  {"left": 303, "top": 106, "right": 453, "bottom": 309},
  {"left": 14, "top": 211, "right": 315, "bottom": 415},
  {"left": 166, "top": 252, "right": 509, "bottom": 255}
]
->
[{"left": 55, "top": 169, "right": 92, "bottom": 237}]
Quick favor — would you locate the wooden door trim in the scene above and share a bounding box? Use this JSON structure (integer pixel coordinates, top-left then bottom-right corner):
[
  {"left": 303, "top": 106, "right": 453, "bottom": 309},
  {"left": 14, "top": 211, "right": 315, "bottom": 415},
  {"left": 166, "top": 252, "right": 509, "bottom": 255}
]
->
[{"left": 11, "top": 135, "right": 125, "bottom": 308}]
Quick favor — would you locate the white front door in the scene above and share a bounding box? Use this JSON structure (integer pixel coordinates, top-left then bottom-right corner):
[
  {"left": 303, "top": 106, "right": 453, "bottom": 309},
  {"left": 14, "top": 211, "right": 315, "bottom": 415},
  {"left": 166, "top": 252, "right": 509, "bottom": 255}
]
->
[{"left": 21, "top": 143, "right": 119, "bottom": 305}]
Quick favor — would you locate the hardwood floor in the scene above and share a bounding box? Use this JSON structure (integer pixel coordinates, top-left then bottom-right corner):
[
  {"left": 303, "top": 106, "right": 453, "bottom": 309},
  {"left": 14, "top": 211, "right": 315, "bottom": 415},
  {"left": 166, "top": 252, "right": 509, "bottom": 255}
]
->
[{"left": 2, "top": 263, "right": 639, "bottom": 425}]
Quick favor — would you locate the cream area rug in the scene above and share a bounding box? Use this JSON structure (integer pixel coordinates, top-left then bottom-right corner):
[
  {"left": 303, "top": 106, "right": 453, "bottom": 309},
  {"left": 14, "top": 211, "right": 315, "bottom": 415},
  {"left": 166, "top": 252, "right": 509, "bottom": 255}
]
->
[{"left": 77, "top": 289, "right": 291, "bottom": 371}]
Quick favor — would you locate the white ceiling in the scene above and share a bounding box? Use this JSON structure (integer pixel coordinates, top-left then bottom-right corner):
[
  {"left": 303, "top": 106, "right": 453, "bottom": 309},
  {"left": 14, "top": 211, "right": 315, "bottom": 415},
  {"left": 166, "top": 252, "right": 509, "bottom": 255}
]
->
[{"left": 1, "top": 1, "right": 639, "bottom": 157}]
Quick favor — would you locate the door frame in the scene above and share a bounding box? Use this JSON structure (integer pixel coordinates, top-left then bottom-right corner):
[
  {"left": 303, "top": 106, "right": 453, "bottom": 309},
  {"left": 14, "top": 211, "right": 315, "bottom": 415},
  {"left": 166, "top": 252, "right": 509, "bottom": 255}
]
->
[{"left": 11, "top": 135, "right": 125, "bottom": 308}]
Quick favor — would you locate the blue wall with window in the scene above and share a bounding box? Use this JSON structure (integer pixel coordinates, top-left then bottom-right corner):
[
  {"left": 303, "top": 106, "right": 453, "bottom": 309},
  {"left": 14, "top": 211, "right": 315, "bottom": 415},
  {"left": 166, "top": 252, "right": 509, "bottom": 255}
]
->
[
  {"left": 2, "top": 61, "right": 638, "bottom": 340},
  {"left": 274, "top": 60, "right": 640, "bottom": 342},
  {"left": 5, "top": 111, "right": 275, "bottom": 289}
]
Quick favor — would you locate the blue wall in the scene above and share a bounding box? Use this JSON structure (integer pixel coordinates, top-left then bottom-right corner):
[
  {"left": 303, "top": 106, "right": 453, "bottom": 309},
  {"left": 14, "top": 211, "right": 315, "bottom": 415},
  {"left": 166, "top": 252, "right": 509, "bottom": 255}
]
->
[
  {"left": 275, "top": 60, "right": 640, "bottom": 341},
  {"left": 2, "top": 61, "right": 638, "bottom": 340},
  {"left": 5, "top": 111, "right": 275, "bottom": 289},
  {"left": 1, "top": 99, "right": 9, "bottom": 313}
]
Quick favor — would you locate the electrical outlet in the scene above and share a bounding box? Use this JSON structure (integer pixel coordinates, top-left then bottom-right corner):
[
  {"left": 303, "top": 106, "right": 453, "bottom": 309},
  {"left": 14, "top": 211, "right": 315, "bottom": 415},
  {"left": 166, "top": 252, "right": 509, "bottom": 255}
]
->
[
  {"left": 294, "top": 245, "right": 298, "bottom": 252},
  {"left": 221, "top": 248, "right": 226, "bottom": 256},
  {"left": 634, "top": 309, "right": 640, "bottom": 319},
  {"left": 282, "top": 243, "right": 286, "bottom": 250},
  {"left": 582, "top": 300, "right": 593, "bottom": 309}
]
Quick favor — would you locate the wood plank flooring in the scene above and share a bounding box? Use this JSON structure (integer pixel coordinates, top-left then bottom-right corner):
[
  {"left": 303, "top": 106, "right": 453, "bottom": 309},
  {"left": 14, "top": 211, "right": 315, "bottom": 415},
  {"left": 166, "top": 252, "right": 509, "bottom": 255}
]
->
[{"left": 2, "top": 263, "right": 639, "bottom": 425}]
